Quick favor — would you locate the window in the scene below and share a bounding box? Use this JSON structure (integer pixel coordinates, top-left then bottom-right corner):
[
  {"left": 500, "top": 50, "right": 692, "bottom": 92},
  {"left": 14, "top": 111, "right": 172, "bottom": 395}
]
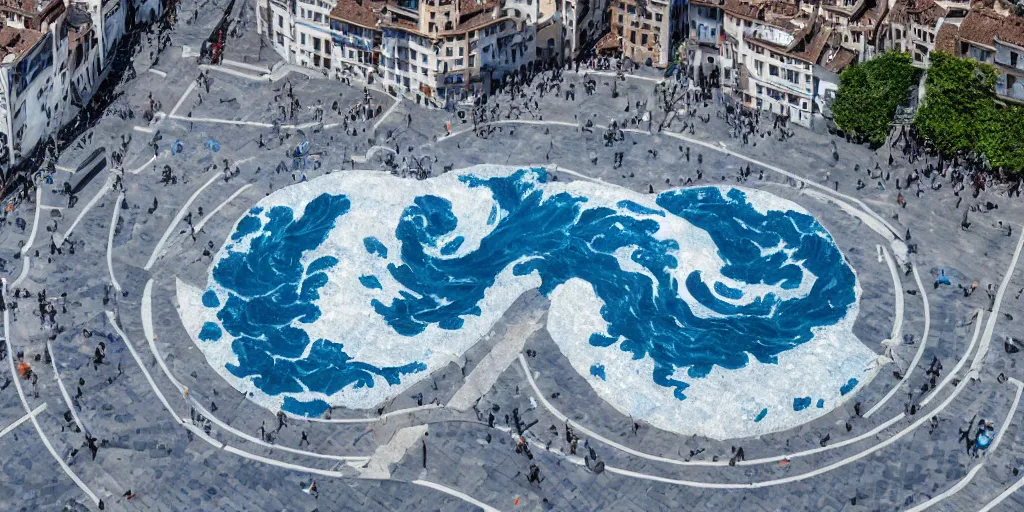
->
[
  {"left": 619, "top": 14, "right": 623, "bottom": 23},
  {"left": 1012, "top": 52, "right": 1019, "bottom": 67},
  {"left": 313, "top": 38, "right": 321, "bottom": 52},
  {"left": 469, "top": 55, "right": 475, "bottom": 67},
  {"left": 277, "top": 33, "right": 284, "bottom": 45},
  {"left": 459, "top": 47, "right": 464, "bottom": 57},
  {"left": 655, "top": 13, "right": 662, "bottom": 22},
  {"left": 769, "top": 64, "right": 779, "bottom": 76},
  {"left": 301, "top": 33, "right": 306, "bottom": 45},
  {"left": 278, "top": 15, "right": 283, "bottom": 28},
  {"left": 642, "top": 33, "right": 648, "bottom": 45},
  {"left": 314, "top": 12, "right": 321, "bottom": 22},
  {"left": 446, "top": 47, "right": 453, "bottom": 57}
]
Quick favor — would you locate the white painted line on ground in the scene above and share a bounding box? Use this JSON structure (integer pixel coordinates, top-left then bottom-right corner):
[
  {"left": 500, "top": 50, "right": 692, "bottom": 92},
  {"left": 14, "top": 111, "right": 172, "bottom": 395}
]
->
[
  {"left": 220, "top": 59, "right": 272, "bottom": 73},
  {"left": 222, "top": 445, "right": 349, "bottom": 477},
  {"left": 522, "top": 354, "right": 906, "bottom": 467},
  {"left": 107, "top": 193, "right": 124, "bottom": 293},
  {"left": 2, "top": 280, "right": 101, "bottom": 506},
  {"left": 602, "top": 368, "right": 978, "bottom": 489},
  {"left": 170, "top": 81, "right": 197, "bottom": 117},
  {"left": 882, "top": 246, "right": 904, "bottom": 343},
  {"left": 371, "top": 97, "right": 401, "bottom": 134},
  {"left": 0, "top": 403, "right": 46, "bottom": 440},
  {"left": 148, "top": 68, "right": 168, "bottom": 77},
  {"left": 144, "top": 170, "right": 221, "bottom": 270},
  {"left": 47, "top": 340, "right": 89, "bottom": 436},
  {"left": 442, "top": 119, "right": 903, "bottom": 245},
  {"left": 106, "top": 310, "right": 182, "bottom": 421},
  {"left": 194, "top": 184, "right": 252, "bottom": 233},
  {"left": 587, "top": 70, "right": 663, "bottom": 83},
  {"left": 301, "top": 404, "right": 441, "bottom": 424},
  {"left": 11, "top": 256, "right": 30, "bottom": 287},
  {"left": 921, "top": 309, "right": 983, "bottom": 407},
  {"left": 57, "top": 177, "right": 112, "bottom": 245},
  {"left": 128, "top": 151, "right": 167, "bottom": 175},
  {"left": 990, "top": 378, "right": 1023, "bottom": 451},
  {"left": 20, "top": 186, "right": 41, "bottom": 255},
  {"left": 54, "top": 165, "right": 75, "bottom": 173},
  {"left": 167, "top": 114, "right": 273, "bottom": 128},
  {"left": 200, "top": 63, "right": 266, "bottom": 81},
  {"left": 184, "top": 423, "right": 225, "bottom": 449},
  {"left": 351, "top": 145, "right": 396, "bottom": 164},
  {"left": 980, "top": 475, "right": 1024, "bottom": 512},
  {"left": 908, "top": 465, "right": 984, "bottom": 512},
  {"left": 410, "top": 479, "right": 501, "bottom": 512},
  {"left": 908, "top": 378, "right": 1023, "bottom": 512},
  {"left": 142, "top": 280, "right": 369, "bottom": 462},
  {"left": 134, "top": 125, "right": 156, "bottom": 134},
  {"left": 972, "top": 225, "right": 1024, "bottom": 377},
  {"left": 865, "top": 264, "right": 931, "bottom": 419}
]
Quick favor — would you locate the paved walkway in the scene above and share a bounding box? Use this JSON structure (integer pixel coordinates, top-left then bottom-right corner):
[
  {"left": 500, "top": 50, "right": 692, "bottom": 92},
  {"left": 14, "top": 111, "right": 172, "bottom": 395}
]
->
[{"left": 3, "top": 1, "right": 1024, "bottom": 509}]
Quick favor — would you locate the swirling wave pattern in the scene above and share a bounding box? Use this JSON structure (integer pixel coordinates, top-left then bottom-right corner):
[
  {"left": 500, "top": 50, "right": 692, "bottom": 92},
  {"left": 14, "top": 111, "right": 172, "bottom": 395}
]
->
[{"left": 178, "top": 166, "right": 876, "bottom": 439}]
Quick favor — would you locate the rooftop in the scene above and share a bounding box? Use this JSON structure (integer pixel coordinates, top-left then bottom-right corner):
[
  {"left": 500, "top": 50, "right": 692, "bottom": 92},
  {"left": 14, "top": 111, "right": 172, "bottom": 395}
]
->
[
  {"left": 0, "top": 25, "right": 43, "bottom": 63},
  {"left": 330, "top": 0, "right": 383, "bottom": 29},
  {"left": 890, "top": 0, "right": 947, "bottom": 27},
  {"left": 934, "top": 20, "right": 960, "bottom": 52},
  {"left": 958, "top": 8, "right": 1024, "bottom": 48}
]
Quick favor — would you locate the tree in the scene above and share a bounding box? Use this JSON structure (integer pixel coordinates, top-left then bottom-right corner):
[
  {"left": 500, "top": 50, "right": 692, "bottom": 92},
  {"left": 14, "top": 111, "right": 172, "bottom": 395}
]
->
[
  {"left": 832, "top": 52, "right": 920, "bottom": 145},
  {"left": 914, "top": 51, "right": 998, "bottom": 156},
  {"left": 980, "top": 105, "right": 1024, "bottom": 173},
  {"left": 914, "top": 52, "right": 1024, "bottom": 174}
]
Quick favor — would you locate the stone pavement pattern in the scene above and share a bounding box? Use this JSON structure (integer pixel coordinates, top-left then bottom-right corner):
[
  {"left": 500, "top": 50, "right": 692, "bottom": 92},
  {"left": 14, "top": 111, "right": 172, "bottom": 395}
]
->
[{"left": 2, "top": 0, "right": 1024, "bottom": 510}]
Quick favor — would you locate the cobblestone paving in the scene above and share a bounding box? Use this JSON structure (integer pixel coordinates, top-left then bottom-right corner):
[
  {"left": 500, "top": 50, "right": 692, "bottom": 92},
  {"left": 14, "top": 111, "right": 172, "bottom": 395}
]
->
[{"left": 2, "top": 1, "right": 1024, "bottom": 511}]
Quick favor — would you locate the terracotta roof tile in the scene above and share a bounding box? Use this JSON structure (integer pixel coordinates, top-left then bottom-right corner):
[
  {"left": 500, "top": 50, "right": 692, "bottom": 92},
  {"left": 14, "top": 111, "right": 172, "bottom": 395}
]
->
[
  {"left": 959, "top": 8, "right": 1024, "bottom": 48},
  {"left": 330, "top": 0, "right": 380, "bottom": 29},
  {"left": 934, "top": 21, "right": 959, "bottom": 53},
  {"left": 0, "top": 26, "right": 44, "bottom": 62}
]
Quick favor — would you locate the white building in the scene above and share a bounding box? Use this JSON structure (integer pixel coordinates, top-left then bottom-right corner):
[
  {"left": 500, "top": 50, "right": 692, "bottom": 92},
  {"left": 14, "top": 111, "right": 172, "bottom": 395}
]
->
[
  {"left": 721, "top": 0, "right": 829, "bottom": 127},
  {"left": 294, "top": 0, "right": 335, "bottom": 74},
  {"left": 881, "top": 0, "right": 947, "bottom": 67},
  {"left": 266, "top": 0, "right": 296, "bottom": 61}
]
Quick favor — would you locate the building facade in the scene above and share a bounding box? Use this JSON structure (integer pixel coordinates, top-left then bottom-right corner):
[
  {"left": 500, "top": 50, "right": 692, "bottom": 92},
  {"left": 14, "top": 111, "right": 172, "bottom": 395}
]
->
[
  {"left": 720, "top": 0, "right": 829, "bottom": 127},
  {"left": 881, "top": 0, "right": 946, "bottom": 67},
  {"left": 947, "top": 7, "right": 1024, "bottom": 102},
  {"left": 609, "top": 0, "right": 685, "bottom": 66}
]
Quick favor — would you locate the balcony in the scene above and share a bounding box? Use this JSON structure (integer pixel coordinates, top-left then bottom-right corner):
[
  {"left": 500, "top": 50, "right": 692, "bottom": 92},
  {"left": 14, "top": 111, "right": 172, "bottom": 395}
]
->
[
  {"left": 996, "top": 73, "right": 1024, "bottom": 102},
  {"left": 749, "top": 66, "right": 812, "bottom": 97}
]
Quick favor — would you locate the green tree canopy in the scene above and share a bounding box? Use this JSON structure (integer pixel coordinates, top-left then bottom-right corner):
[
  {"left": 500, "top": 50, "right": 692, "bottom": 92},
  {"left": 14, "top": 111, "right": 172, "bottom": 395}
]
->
[
  {"left": 979, "top": 105, "right": 1024, "bottom": 172},
  {"left": 914, "top": 51, "right": 998, "bottom": 156},
  {"left": 832, "top": 52, "right": 920, "bottom": 145},
  {"left": 915, "top": 52, "right": 1024, "bottom": 174}
]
